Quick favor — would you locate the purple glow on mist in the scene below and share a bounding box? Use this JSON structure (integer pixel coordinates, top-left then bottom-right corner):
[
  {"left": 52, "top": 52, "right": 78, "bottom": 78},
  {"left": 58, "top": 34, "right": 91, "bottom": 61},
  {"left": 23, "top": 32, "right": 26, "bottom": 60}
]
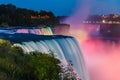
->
[
  {"left": 64, "top": 0, "right": 96, "bottom": 27},
  {"left": 64, "top": 0, "right": 120, "bottom": 80}
]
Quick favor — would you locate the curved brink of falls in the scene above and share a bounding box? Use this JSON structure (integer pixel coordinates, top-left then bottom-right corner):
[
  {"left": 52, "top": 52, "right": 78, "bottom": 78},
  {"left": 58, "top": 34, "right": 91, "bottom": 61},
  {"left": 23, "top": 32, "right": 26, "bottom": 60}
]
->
[{"left": 0, "top": 33, "right": 88, "bottom": 80}]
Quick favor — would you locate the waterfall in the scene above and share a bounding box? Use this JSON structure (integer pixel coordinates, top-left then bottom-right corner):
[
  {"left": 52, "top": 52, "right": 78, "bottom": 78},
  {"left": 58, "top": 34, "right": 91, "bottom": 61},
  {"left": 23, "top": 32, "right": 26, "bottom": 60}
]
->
[
  {"left": 0, "top": 33, "right": 88, "bottom": 80},
  {"left": 16, "top": 27, "right": 53, "bottom": 35},
  {"left": 0, "top": 27, "right": 53, "bottom": 35}
]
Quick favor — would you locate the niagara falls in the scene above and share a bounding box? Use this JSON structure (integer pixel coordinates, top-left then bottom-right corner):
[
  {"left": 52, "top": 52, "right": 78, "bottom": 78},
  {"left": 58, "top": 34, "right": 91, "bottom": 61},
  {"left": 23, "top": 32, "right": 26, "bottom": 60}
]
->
[{"left": 0, "top": 0, "right": 120, "bottom": 80}]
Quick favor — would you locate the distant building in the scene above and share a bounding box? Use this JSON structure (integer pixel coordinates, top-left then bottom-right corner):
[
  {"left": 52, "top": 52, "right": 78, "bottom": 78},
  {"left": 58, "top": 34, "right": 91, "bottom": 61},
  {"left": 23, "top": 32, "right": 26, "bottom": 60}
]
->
[
  {"left": 84, "top": 14, "right": 120, "bottom": 24},
  {"left": 100, "top": 24, "right": 120, "bottom": 37}
]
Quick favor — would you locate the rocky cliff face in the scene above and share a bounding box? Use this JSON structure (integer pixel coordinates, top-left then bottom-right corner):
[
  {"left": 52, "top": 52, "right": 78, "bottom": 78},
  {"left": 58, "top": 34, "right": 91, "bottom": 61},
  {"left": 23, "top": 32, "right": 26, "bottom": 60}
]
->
[{"left": 53, "top": 24, "right": 70, "bottom": 35}]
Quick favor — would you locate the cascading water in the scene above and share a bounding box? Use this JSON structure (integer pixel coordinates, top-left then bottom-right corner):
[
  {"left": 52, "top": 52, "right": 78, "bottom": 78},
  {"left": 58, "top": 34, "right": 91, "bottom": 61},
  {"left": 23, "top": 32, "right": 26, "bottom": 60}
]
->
[
  {"left": 0, "top": 33, "right": 88, "bottom": 80},
  {"left": 0, "top": 27, "right": 53, "bottom": 35},
  {"left": 15, "top": 27, "right": 53, "bottom": 35}
]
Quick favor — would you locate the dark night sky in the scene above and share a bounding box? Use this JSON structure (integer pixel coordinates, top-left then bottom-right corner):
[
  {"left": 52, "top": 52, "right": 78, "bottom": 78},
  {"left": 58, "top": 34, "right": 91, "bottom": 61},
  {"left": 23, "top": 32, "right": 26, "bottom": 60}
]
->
[
  {"left": 0, "top": 0, "right": 77, "bottom": 16},
  {"left": 0, "top": 0, "right": 120, "bottom": 16}
]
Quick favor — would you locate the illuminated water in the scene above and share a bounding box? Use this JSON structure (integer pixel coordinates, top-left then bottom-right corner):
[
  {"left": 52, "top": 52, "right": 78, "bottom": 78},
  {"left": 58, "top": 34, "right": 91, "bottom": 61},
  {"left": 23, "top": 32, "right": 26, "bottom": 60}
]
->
[
  {"left": 16, "top": 27, "right": 53, "bottom": 35},
  {"left": 0, "top": 33, "right": 88, "bottom": 80},
  {"left": 0, "top": 27, "right": 53, "bottom": 35}
]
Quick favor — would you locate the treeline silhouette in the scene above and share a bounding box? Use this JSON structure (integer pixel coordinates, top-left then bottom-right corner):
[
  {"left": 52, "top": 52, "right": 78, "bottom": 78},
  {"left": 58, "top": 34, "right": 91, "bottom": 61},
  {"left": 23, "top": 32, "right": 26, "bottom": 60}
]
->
[{"left": 0, "top": 4, "right": 59, "bottom": 27}]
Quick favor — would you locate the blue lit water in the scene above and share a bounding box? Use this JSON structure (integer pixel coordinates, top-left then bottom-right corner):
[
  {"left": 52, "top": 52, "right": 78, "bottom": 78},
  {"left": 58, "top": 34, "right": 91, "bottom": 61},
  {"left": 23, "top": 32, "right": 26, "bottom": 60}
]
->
[{"left": 0, "top": 33, "right": 88, "bottom": 80}]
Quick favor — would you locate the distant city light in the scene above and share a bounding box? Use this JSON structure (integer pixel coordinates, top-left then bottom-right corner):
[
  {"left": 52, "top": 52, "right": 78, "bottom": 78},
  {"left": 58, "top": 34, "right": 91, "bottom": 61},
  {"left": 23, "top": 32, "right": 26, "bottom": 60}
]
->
[{"left": 102, "top": 20, "right": 106, "bottom": 23}]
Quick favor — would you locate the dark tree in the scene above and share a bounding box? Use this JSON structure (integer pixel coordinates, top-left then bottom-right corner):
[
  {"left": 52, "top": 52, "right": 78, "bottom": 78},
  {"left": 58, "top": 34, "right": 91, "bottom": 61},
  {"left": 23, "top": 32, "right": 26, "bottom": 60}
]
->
[{"left": 0, "top": 4, "right": 60, "bottom": 27}]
